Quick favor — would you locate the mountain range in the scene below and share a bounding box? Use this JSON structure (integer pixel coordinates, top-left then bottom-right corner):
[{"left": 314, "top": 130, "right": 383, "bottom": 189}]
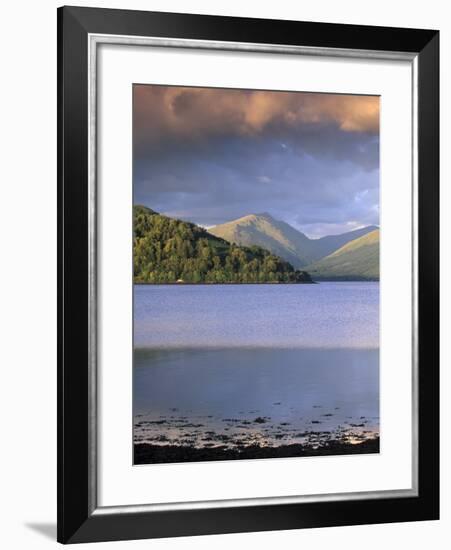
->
[
  {"left": 209, "top": 213, "right": 379, "bottom": 280},
  {"left": 304, "top": 229, "right": 379, "bottom": 280}
]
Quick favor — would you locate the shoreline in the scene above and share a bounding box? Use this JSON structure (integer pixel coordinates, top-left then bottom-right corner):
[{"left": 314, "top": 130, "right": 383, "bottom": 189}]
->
[
  {"left": 134, "top": 281, "right": 317, "bottom": 285},
  {"left": 134, "top": 437, "right": 379, "bottom": 465},
  {"left": 134, "top": 280, "right": 379, "bottom": 285}
]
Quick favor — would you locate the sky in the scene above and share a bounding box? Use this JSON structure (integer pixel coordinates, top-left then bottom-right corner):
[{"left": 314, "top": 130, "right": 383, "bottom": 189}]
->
[{"left": 133, "top": 85, "right": 379, "bottom": 238}]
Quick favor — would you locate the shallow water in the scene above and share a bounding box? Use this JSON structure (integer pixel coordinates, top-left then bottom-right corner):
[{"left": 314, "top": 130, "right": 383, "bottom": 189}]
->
[
  {"left": 134, "top": 347, "right": 379, "bottom": 449},
  {"left": 133, "top": 283, "right": 379, "bottom": 452}
]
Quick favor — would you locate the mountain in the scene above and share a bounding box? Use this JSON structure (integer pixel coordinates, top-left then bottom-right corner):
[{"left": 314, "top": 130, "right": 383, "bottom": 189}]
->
[
  {"left": 304, "top": 229, "right": 380, "bottom": 281},
  {"left": 133, "top": 206, "right": 313, "bottom": 284},
  {"left": 209, "top": 212, "right": 378, "bottom": 268},
  {"left": 306, "top": 225, "right": 379, "bottom": 261},
  {"left": 209, "top": 213, "right": 311, "bottom": 267}
]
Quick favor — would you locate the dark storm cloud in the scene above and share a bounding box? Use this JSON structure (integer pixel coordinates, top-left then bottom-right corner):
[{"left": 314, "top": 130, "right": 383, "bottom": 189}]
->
[{"left": 133, "top": 86, "right": 379, "bottom": 237}]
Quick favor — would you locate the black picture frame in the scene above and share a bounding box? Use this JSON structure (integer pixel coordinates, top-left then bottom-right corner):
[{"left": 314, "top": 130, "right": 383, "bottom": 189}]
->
[{"left": 57, "top": 5, "right": 439, "bottom": 544}]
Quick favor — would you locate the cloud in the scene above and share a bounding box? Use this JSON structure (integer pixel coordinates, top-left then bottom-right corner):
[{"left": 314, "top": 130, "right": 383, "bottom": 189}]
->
[
  {"left": 134, "top": 134, "right": 379, "bottom": 235},
  {"left": 133, "top": 85, "right": 379, "bottom": 237},
  {"left": 134, "top": 85, "right": 379, "bottom": 154}
]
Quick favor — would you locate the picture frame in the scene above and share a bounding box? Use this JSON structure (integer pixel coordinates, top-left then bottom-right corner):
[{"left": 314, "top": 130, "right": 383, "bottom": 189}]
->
[{"left": 57, "top": 5, "right": 439, "bottom": 544}]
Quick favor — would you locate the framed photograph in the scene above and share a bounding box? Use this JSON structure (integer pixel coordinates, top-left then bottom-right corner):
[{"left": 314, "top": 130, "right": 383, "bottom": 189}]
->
[{"left": 57, "top": 6, "right": 439, "bottom": 544}]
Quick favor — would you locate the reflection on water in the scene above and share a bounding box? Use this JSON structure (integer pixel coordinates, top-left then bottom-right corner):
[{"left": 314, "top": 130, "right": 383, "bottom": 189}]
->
[{"left": 134, "top": 348, "right": 379, "bottom": 450}]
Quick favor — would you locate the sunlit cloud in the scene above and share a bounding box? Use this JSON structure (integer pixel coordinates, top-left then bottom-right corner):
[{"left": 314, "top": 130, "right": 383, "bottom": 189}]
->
[{"left": 134, "top": 86, "right": 379, "bottom": 152}]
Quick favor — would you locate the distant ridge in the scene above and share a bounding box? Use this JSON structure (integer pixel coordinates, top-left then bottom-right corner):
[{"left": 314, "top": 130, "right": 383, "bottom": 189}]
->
[
  {"left": 209, "top": 212, "right": 378, "bottom": 269},
  {"left": 304, "top": 229, "right": 380, "bottom": 281},
  {"left": 307, "top": 225, "right": 379, "bottom": 261}
]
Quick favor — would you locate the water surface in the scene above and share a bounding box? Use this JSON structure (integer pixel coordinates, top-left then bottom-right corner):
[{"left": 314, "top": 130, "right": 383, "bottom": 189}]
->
[
  {"left": 133, "top": 283, "right": 379, "bottom": 453},
  {"left": 134, "top": 282, "right": 379, "bottom": 349}
]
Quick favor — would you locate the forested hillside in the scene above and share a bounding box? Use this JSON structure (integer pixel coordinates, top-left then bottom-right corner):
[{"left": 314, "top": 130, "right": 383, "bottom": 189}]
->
[{"left": 133, "top": 206, "right": 313, "bottom": 284}]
